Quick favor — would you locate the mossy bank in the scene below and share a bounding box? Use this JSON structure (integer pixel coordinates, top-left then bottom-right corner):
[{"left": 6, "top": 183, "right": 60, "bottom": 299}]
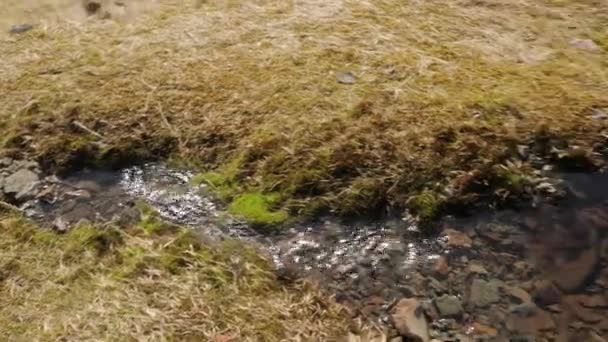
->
[{"left": 1, "top": 0, "right": 607, "bottom": 224}]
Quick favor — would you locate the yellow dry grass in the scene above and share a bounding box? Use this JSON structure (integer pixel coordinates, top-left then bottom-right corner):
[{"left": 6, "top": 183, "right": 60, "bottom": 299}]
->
[
  {"left": 1, "top": 0, "right": 607, "bottom": 217},
  {"left": 0, "top": 208, "right": 350, "bottom": 341}
]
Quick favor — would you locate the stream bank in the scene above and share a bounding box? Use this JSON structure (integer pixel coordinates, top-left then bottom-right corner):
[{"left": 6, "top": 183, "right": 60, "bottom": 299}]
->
[{"left": 1, "top": 159, "right": 607, "bottom": 341}]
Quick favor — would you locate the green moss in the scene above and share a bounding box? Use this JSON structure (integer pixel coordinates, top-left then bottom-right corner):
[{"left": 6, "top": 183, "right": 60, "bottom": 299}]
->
[
  {"left": 228, "top": 192, "right": 288, "bottom": 226},
  {"left": 408, "top": 189, "right": 444, "bottom": 224},
  {"left": 192, "top": 171, "right": 227, "bottom": 187}
]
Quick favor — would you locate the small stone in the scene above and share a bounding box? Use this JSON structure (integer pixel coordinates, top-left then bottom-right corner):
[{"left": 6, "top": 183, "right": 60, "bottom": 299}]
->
[
  {"left": 470, "top": 279, "right": 501, "bottom": 307},
  {"left": 468, "top": 263, "right": 488, "bottom": 275},
  {"left": 466, "top": 322, "right": 498, "bottom": 338},
  {"left": 443, "top": 229, "right": 472, "bottom": 248},
  {"left": 570, "top": 38, "right": 601, "bottom": 52},
  {"left": 552, "top": 247, "right": 600, "bottom": 292},
  {"left": 433, "top": 256, "right": 449, "bottom": 277},
  {"left": 0, "top": 157, "right": 13, "bottom": 167},
  {"left": 507, "top": 303, "right": 555, "bottom": 334},
  {"left": 391, "top": 298, "right": 430, "bottom": 342},
  {"left": 336, "top": 71, "right": 357, "bottom": 84},
  {"left": 52, "top": 216, "right": 69, "bottom": 232},
  {"left": 532, "top": 280, "right": 561, "bottom": 306},
  {"left": 435, "top": 295, "right": 463, "bottom": 318},
  {"left": 9, "top": 24, "right": 33, "bottom": 34},
  {"left": 504, "top": 286, "right": 532, "bottom": 304},
  {"left": 4, "top": 168, "right": 40, "bottom": 201}
]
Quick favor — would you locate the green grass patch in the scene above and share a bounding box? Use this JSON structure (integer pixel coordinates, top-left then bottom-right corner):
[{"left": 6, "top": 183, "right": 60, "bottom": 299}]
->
[{"left": 229, "top": 192, "right": 289, "bottom": 226}]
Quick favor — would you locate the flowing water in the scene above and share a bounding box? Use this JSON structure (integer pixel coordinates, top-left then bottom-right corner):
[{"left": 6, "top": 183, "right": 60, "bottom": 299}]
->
[{"left": 22, "top": 163, "right": 608, "bottom": 340}]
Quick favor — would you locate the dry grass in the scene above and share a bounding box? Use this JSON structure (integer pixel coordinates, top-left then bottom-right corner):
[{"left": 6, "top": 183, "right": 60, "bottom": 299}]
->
[
  {"left": 1, "top": 0, "right": 607, "bottom": 219},
  {"left": 0, "top": 208, "right": 350, "bottom": 341}
]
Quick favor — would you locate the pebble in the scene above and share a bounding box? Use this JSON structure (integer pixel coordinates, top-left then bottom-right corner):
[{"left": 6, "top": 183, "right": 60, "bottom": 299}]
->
[
  {"left": 443, "top": 229, "right": 472, "bottom": 248},
  {"left": 507, "top": 303, "right": 555, "bottom": 334},
  {"left": 9, "top": 24, "right": 33, "bottom": 34},
  {"left": 470, "top": 279, "right": 501, "bottom": 307},
  {"left": 569, "top": 38, "right": 601, "bottom": 52},
  {"left": 434, "top": 295, "right": 463, "bottom": 318},
  {"left": 391, "top": 298, "right": 430, "bottom": 342},
  {"left": 4, "top": 168, "right": 40, "bottom": 201},
  {"left": 336, "top": 71, "right": 357, "bottom": 84}
]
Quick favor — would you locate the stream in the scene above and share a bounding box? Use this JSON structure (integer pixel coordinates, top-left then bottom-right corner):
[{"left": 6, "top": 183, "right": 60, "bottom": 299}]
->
[{"left": 11, "top": 162, "right": 608, "bottom": 341}]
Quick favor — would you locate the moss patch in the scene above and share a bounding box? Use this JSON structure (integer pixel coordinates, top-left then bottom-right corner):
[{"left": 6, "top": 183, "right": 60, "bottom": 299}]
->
[{"left": 229, "top": 192, "right": 289, "bottom": 226}]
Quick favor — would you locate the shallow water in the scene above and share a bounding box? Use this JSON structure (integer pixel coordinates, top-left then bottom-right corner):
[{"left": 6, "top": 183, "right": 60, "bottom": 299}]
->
[{"left": 24, "top": 163, "right": 608, "bottom": 338}]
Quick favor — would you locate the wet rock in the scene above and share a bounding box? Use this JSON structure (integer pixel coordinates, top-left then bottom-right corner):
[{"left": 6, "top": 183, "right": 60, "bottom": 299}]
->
[
  {"left": 470, "top": 279, "right": 501, "bottom": 307},
  {"left": 464, "top": 322, "right": 498, "bottom": 338},
  {"left": 9, "top": 24, "right": 33, "bottom": 34},
  {"left": 570, "top": 38, "right": 601, "bottom": 52},
  {"left": 433, "top": 256, "right": 449, "bottom": 277},
  {"left": 468, "top": 263, "right": 488, "bottom": 275},
  {"left": 504, "top": 286, "right": 532, "bottom": 304},
  {"left": 551, "top": 247, "right": 600, "bottom": 292},
  {"left": 391, "top": 298, "right": 430, "bottom": 342},
  {"left": 336, "top": 71, "right": 357, "bottom": 84},
  {"left": 507, "top": 303, "right": 555, "bottom": 335},
  {"left": 434, "top": 295, "right": 463, "bottom": 318},
  {"left": 564, "top": 296, "right": 605, "bottom": 323},
  {"left": 4, "top": 169, "right": 40, "bottom": 201},
  {"left": 443, "top": 229, "right": 472, "bottom": 248},
  {"left": 532, "top": 280, "right": 561, "bottom": 306}
]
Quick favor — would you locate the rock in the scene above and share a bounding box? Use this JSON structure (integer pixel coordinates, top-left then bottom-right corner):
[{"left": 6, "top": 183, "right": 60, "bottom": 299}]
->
[
  {"left": 4, "top": 168, "right": 40, "bottom": 201},
  {"left": 504, "top": 286, "right": 532, "bottom": 304},
  {"left": 391, "top": 298, "right": 430, "bottom": 342},
  {"left": 433, "top": 256, "right": 449, "bottom": 277},
  {"left": 532, "top": 280, "right": 561, "bottom": 306},
  {"left": 507, "top": 303, "right": 555, "bottom": 335},
  {"left": 465, "top": 322, "right": 498, "bottom": 338},
  {"left": 470, "top": 279, "right": 501, "bottom": 307},
  {"left": 9, "top": 24, "right": 33, "bottom": 34},
  {"left": 336, "top": 71, "right": 357, "bottom": 84},
  {"left": 570, "top": 38, "right": 601, "bottom": 52},
  {"left": 52, "top": 216, "right": 69, "bottom": 233},
  {"left": 563, "top": 296, "right": 605, "bottom": 323},
  {"left": 0, "top": 157, "right": 12, "bottom": 167},
  {"left": 551, "top": 247, "right": 600, "bottom": 292},
  {"left": 467, "top": 263, "right": 488, "bottom": 275},
  {"left": 435, "top": 295, "right": 463, "bottom": 318},
  {"left": 443, "top": 229, "right": 472, "bottom": 248}
]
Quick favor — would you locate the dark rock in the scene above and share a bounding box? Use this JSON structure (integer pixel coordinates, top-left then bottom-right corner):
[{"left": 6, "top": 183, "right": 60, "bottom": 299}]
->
[
  {"left": 532, "top": 280, "right": 561, "bottom": 306},
  {"left": 9, "top": 24, "right": 33, "bottom": 34}
]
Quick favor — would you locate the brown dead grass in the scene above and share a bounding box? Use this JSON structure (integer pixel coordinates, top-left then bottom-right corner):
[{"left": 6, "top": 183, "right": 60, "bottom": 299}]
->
[
  {"left": 0, "top": 0, "right": 607, "bottom": 218},
  {"left": 0, "top": 208, "right": 350, "bottom": 341}
]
